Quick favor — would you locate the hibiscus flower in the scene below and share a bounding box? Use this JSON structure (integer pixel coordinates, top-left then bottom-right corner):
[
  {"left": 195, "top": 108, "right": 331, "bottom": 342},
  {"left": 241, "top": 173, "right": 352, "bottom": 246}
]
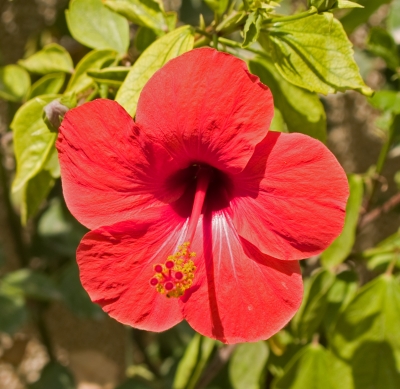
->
[{"left": 57, "top": 48, "right": 348, "bottom": 343}]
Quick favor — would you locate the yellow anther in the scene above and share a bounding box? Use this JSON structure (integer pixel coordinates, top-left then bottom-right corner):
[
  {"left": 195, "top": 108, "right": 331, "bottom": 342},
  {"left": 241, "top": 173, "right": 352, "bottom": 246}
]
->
[{"left": 150, "top": 242, "right": 196, "bottom": 298}]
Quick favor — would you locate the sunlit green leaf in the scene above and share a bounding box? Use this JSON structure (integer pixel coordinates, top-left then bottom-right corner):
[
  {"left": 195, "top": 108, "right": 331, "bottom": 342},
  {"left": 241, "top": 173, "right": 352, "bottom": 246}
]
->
[
  {"left": 335, "top": 0, "right": 364, "bottom": 9},
  {"left": 229, "top": 342, "right": 269, "bottom": 389},
  {"left": 116, "top": 25, "right": 194, "bottom": 117},
  {"left": 308, "top": 0, "right": 336, "bottom": 11},
  {"left": 292, "top": 269, "right": 335, "bottom": 341},
  {"left": 104, "top": 0, "right": 168, "bottom": 33},
  {"left": 1, "top": 269, "right": 61, "bottom": 301},
  {"left": 321, "top": 174, "right": 363, "bottom": 268},
  {"left": 173, "top": 333, "right": 215, "bottom": 389},
  {"left": 0, "top": 292, "right": 28, "bottom": 334},
  {"left": 11, "top": 94, "right": 60, "bottom": 192},
  {"left": 261, "top": 14, "right": 373, "bottom": 95},
  {"left": 28, "top": 73, "right": 65, "bottom": 99},
  {"left": 66, "top": 49, "right": 118, "bottom": 94},
  {"left": 204, "top": 0, "right": 229, "bottom": 15},
  {"left": 331, "top": 275, "right": 400, "bottom": 388},
  {"left": 19, "top": 44, "right": 73, "bottom": 74},
  {"left": 249, "top": 57, "right": 327, "bottom": 142},
  {"left": 29, "top": 362, "right": 75, "bottom": 389},
  {"left": 87, "top": 66, "right": 129, "bottom": 86},
  {"left": 367, "top": 27, "right": 399, "bottom": 70},
  {"left": 388, "top": 0, "right": 400, "bottom": 40},
  {"left": 0, "top": 65, "right": 30, "bottom": 102},
  {"left": 340, "top": 0, "right": 392, "bottom": 34},
  {"left": 66, "top": 0, "right": 130, "bottom": 53},
  {"left": 272, "top": 344, "right": 334, "bottom": 389}
]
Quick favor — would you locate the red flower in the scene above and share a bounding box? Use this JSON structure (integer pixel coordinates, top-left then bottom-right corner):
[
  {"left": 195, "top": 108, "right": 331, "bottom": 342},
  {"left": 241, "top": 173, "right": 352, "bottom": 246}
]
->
[{"left": 57, "top": 48, "right": 348, "bottom": 343}]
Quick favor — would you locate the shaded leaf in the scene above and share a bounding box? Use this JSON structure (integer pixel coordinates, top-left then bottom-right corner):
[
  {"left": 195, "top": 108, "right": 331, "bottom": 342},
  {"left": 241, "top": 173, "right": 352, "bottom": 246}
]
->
[
  {"left": 272, "top": 344, "right": 334, "bottom": 389},
  {"left": 19, "top": 44, "right": 73, "bottom": 74},
  {"left": 1, "top": 269, "right": 61, "bottom": 301},
  {"left": 59, "top": 261, "right": 104, "bottom": 320},
  {"left": 249, "top": 57, "right": 327, "bottom": 142},
  {"left": 66, "top": 0, "right": 130, "bottom": 53},
  {"left": 11, "top": 95, "right": 60, "bottom": 192},
  {"left": 29, "top": 362, "right": 75, "bottom": 389},
  {"left": 0, "top": 292, "right": 28, "bottom": 334},
  {"left": 292, "top": 269, "right": 336, "bottom": 341},
  {"left": 116, "top": 378, "right": 154, "bottom": 389},
  {"left": 229, "top": 342, "right": 269, "bottom": 389},
  {"left": 66, "top": 49, "right": 118, "bottom": 94},
  {"left": 261, "top": 13, "right": 373, "bottom": 95},
  {"left": 116, "top": 25, "right": 194, "bottom": 116},
  {"left": 340, "top": 0, "right": 392, "bottom": 34},
  {"left": 21, "top": 169, "right": 55, "bottom": 225},
  {"left": 308, "top": 0, "right": 336, "bottom": 11},
  {"left": 331, "top": 275, "right": 400, "bottom": 388},
  {"left": 243, "top": 11, "right": 263, "bottom": 48},
  {"left": 204, "top": 0, "right": 229, "bottom": 15},
  {"left": 135, "top": 26, "right": 158, "bottom": 52},
  {"left": 367, "top": 27, "right": 399, "bottom": 70},
  {"left": 321, "top": 174, "right": 363, "bottom": 268},
  {"left": 104, "top": 0, "right": 168, "bottom": 33},
  {"left": 369, "top": 90, "right": 400, "bottom": 114},
  {"left": 173, "top": 333, "right": 215, "bottom": 389},
  {"left": 0, "top": 65, "right": 30, "bottom": 102},
  {"left": 28, "top": 73, "right": 65, "bottom": 99}
]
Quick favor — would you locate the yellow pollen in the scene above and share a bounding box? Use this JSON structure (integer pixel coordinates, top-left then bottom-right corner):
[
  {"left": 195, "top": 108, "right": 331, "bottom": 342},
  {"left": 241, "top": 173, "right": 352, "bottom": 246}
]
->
[{"left": 150, "top": 242, "right": 196, "bottom": 298}]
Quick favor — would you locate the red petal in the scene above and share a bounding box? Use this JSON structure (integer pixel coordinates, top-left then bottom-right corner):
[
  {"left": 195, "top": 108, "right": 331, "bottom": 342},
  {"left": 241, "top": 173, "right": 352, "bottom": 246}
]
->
[
  {"left": 181, "top": 212, "right": 303, "bottom": 344},
  {"left": 231, "top": 132, "right": 349, "bottom": 260},
  {"left": 135, "top": 48, "right": 273, "bottom": 174},
  {"left": 76, "top": 208, "right": 186, "bottom": 331},
  {"left": 57, "top": 99, "right": 183, "bottom": 229}
]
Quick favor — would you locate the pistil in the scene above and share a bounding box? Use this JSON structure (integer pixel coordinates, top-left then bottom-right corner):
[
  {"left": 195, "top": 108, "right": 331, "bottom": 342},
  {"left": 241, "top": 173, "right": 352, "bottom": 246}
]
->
[{"left": 150, "top": 166, "right": 212, "bottom": 298}]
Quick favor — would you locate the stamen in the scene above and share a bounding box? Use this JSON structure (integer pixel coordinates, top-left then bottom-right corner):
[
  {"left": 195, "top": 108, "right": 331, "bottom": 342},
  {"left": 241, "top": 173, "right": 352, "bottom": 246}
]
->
[{"left": 150, "top": 242, "right": 196, "bottom": 298}]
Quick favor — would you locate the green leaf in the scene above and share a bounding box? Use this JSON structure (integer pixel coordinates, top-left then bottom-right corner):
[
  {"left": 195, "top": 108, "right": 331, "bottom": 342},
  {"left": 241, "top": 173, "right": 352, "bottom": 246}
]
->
[
  {"left": 272, "top": 344, "right": 334, "bottom": 389},
  {"left": 21, "top": 170, "right": 55, "bottom": 225},
  {"left": 173, "top": 333, "right": 215, "bottom": 389},
  {"left": 331, "top": 275, "right": 400, "bottom": 388},
  {"left": 270, "top": 108, "right": 287, "bottom": 132},
  {"left": 28, "top": 73, "right": 65, "bottom": 99},
  {"left": 292, "top": 269, "right": 336, "bottom": 341},
  {"left": 0, "top": 65, "right": 30, "bottom": 102},
  {"left": 334, "top": 0, "right": 364, "bottom": 9},
  {"left": 261, "top": 13, "right": 373, "bottom": 95},
  {"left": 388, "top": 0, "right": 400, "bottom": 40},
  {"left": 340, "top": 0, "right": 392, "bottom": 34},
  {"left": 19, "top": 44, "right": 73, "bottom": 74},
  {"left": 204, "top": 0, "right": 229, "bottom": 15},
  {"left": 229, "top": 342, "right": 269, "bottom": 389},
  {"left": 362, "top": 230, "right": 400, "bottom": 271},
  {"left": 216, "top": 11, "right": 247, "bottom": 34},
  {"left": 104, "top": 0, "right": 168, "bottom": 33},
  {"left": 321, "top": 174, "right": 363, "bottom": 268},
  {"left": 66, "top": 49, "right": 118, "bottom": 94},
  {"left": 116, "top": 25, "right": 194, "bottom": 117},
  {"left": 367, "top": 27, "right": 399, "bottom": 70},
  {"left": 243, "top": 11, "right": 263, "bottom": 48},
  {"left": 249, "top": 57, "right": 327, "bottom": 142},
  {"left": 116, "top": 378, "right": 153, "bottom": 389},
  {"left": 59, "top": 262, "right": 104, "bottom": 320},
  {"left": 323, "top": 270, "right": 358, "bottom": 333},
  {"left": 87, "top": 66, "right": 129, "bottom": 86},
  {"left": 1, "top": 269, "right": 61, "bottom": 301},
  {"left": 0, "top": 292, "right": 28, "bottom": 334},
  {"left": 135, "top": 26, "right": 158, "bottom": 52},
  {"left": 369, "top": 90, "right": 400, "bottom": 114},
  {"left": 308, "top": 0, "right": 337, "bottom": 12},
  {"left": 30, "top": 362, "right": 75, "bottom": 389},
  {"left": 66, "top": 0, "right": 130, "bottom": 53},
  {"left": 11, "top": 95, "right": 60, "bottom": 192}
]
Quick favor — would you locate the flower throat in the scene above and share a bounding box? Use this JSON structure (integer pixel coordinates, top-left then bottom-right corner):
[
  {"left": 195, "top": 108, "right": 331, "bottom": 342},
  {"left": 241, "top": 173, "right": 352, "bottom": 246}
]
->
[{"left": 149, "top": 166, "right": 212, "bottom": 298}]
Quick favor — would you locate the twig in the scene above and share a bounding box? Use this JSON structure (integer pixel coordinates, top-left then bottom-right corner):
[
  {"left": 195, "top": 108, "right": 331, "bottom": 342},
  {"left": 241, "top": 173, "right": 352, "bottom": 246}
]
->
[
  {"left": 359, "top": 192, "right": 400, "bottom": 228},
  {"left": 194, "top": 344, "right": 236, "bottom": 389}
]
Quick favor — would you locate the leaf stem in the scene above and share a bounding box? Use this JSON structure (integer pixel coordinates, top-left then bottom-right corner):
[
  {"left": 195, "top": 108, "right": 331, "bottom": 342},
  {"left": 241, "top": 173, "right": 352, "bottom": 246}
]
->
[{"left": 218, "top": 37, "right": 268, "bottom": 57}]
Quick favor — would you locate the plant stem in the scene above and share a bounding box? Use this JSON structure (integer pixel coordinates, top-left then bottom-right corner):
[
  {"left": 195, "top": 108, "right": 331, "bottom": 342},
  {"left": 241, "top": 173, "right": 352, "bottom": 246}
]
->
[
  {"left": 218, "top": 37, "right": 268, "bottom": 57},
  {"left": 34, "top": 303, "right": 56, "bottom": 362},
  {"left": 263, "top": 6, "right": 318, "bottom": 26}
]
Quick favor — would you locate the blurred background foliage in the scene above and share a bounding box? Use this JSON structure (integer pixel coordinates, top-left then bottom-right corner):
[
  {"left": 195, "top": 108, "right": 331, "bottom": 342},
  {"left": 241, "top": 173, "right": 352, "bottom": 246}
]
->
[{"left": 0, "top": 0, "right": 399, "bottom": 388}]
